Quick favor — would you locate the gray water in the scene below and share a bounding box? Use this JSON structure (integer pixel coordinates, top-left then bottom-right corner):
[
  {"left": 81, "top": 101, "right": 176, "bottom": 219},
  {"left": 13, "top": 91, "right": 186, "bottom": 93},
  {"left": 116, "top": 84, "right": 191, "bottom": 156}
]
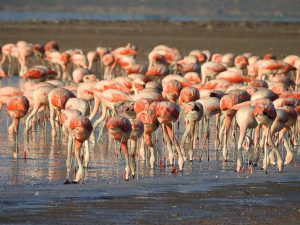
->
[{"left": 0, "top": 10, "right": 300, "bottom": 22}]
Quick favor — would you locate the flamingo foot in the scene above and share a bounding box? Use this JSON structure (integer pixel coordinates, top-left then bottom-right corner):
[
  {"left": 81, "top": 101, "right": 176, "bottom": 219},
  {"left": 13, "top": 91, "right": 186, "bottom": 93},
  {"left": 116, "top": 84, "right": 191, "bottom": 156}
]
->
[
  {"left": 171, "top": 167, "right": 178, "bottom": 174},
  {"left": 123, "top": 167, "right": 130, "bottom": 181},
  {"left": 236, "top": 166, "right": 243, "bottom": 173},
  {"left": 284, "top": 154, "right": 294, "bottom": 166},
  {"left": 23, "top": 150, "right": 27, "bottom": 159},
  {"left": 64, "top": 179, "right": 71, "bottom": 185}
]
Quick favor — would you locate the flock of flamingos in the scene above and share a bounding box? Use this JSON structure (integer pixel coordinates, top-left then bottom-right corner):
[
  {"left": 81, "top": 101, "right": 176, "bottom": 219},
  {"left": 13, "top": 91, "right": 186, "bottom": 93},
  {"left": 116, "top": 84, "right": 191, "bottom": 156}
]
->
[{"left": 0, "top": 40, "right": 299, "bottom": 184}]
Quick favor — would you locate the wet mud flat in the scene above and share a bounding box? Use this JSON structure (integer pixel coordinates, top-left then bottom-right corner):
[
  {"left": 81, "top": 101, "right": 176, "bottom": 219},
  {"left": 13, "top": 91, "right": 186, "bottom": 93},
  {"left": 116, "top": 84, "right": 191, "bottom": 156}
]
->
[{"left": 0, "top": 167, "right": 300, "bottom": 225}]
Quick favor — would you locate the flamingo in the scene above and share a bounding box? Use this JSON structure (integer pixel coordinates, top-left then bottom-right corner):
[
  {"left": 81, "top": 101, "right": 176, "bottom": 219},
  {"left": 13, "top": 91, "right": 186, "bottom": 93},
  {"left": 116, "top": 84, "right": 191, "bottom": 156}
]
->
[
  {"left": 180, "top": 101, "right": 203, "bottom": 161},
  {"left": 0, "top": 86, "right": 24, "bottom": 110},
  {"left": 216, "top": 70, "right": 251, "bottom": 83},
  {"left": 25, "top": 84, "right": 56, "bottom": 134},
  {"left": 197, "top": 97, "right": 221, "bottom": 160},
  {"left": 7, "top": 96, "right": 29, "bottom": 135},
  {"left": 234, "top": 55, "right": 249, "bottom": 71},
  {"left": 219, "top": 90, "right": 251, "bottom": 161},
  {"left": 22, "top": 65, "right": 57, "bottom": 81},
  {"left": 106, "top": 116, "right": 132, "bottom": 180},
  {"left": 47, "top": 51, "right": 70, "bottom": 81},
  {"left": 87, "top": 50, "right": 100, "bottom": 70},
  {"left": 201, "top": 61, "right": 227, "bottom": 84},
  {"left": 16, "top": 41, "right": 34, "bottom": 77},
  {"left": 48, "top": 87, "right": 75, "bottom": 138},
  {"left": 72, "top": 68, "right": 91, "bottom": 84},
  {"left": 162, "top": 79, "right": 183, "bottom": 103},
  {"left": 233, "top": 98, "right": 283, "bottom": 173},
  {"left": 61, "top": 110, "right": 93, "bottom": 184},
  {"left": 155, "top": 101, "right": 184, "bottom": 171},
  {"left": 211, "top": 53, "right": 223, "bottom": 63},
  {"left": 189, "top": 49, "right": 207, "bottom": 63},
  {"left": 221, "top": 53, "right": 235, "bottom": 67},
  {"left": 91, "top": 89, "right": 132, "bottom": 143},
  {"left": 7, "top": 96, "right": 29, "bottom": 158},
  {"left": 135, "top": 99, "right": 159, "bottom": 164},
  {"left": 184, "top": 72, "right": 202, "bottom": 84}
]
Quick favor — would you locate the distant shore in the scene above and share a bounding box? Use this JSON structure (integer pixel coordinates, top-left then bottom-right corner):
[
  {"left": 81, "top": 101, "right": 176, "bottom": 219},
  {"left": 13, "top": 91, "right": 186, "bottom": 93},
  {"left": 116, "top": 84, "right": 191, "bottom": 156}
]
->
[{"left": 0, "top": 20, "right": 300, "bottom": 60}]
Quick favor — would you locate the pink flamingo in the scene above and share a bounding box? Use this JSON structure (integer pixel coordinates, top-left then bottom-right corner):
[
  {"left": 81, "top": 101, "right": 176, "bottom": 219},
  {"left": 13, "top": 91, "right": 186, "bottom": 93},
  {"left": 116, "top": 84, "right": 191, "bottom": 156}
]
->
[
  {"left": 107, "top": 116, "right": 132, "bottom": 180},
  {"left": 23, "top": 65, "right": 57, "bottom": 81},
  {"left": 184, "top": 72, "right": 202, "bottom": 84},
  {"left": 47, "top": 51, "right": 70, "bottom": 81},
  {"left": 91, "top": 89, "right": 133, "bottom": 143},
  {"left": 7, "top": 96, "right": 29, "bottom": 158},
  {"left": 180, "top": 101, "right": 203, "bottom": 161},
  {"left": 234, "top": 55, "right": 249, "bottom": 71},
  {"left": 219, "top": 90, "right": 251, "bottom": 161},
  {"left": 25, "top": 84, "right": 56, "bottom": 134},
  {"left": 216, "top": 70, "right": 251, "bottom": 83},
  {"left": 201, "top": 61, "right": 227, "bottom": 84},
  {"left": 197, "top": 97, "right": 221, "bottom": 159},
  {"left": 61, "top": 110, "right": 93, "bottom": 184},
  {"left": 135, "top": 99, "right": 160, "bottom": 164},
  {"left": 162, "top": 74, "right": 191, "bottom": 88},
  {"left": 48, "top": 87, "right": 75, "bottom": 138},
  {"left": 72, "top": 68, "right": 91, "bottom": 84},
  {"left": 162, "top": 79, "right": 183, "bottom": 103},
  {"left": 233, "top": 98, "right": 283, "bottom": 173},
  {"left": 128, "top": 119, "right": 144, "bottom": 177},
  {"left": 189, "top": 50, "right": 207, "bottom": 63},
  {"left": 221, "top": 53, "right": 235, "bottom": 67},
  {"left": 155, "top": 101, "right": 184, "bottom": 171},
  {"left": 87, "top": 50, "right": 100, "bottom": 70},
  {"left": 16, "top": 41, "right": 34, "bottom": 77}
]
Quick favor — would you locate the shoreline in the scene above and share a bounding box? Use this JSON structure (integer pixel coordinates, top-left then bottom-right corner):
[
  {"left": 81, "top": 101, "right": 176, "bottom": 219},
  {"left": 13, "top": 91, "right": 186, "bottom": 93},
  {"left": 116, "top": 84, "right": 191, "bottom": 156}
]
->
[{"left": 1, "top": 20, "right": 300, "bottom": 60}]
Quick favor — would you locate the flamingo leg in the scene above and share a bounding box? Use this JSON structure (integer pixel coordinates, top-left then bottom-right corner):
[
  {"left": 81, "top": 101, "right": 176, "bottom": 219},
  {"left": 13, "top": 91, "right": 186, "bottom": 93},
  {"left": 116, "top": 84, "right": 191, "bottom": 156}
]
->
[
  {"left": 139, "top": 136, "right": 146, "bottom": 161},
  {"left": 202, "top": 117, "right": 210, "bottom": 161},
  {"left": 162, "top": 124, "right": 174, "bottom": 167},
  {"left": 215, "top": 113, "right": 221, "bottom": 150},
  {"left": 222, "top": 115, "right": 232, "bottom": 162},
  {"left": 218, "top": 114, "right": 226, "bottom": 150},
  {"left": 166, "top": 123, "right": 184, "bottom": 171},
  {"left": 65, "top": 135, "right": 73, "bottom": 184},
  {"left": 84, "top": 140, "right": 90, "bottom": 168},
  {"left": 129, "top": 139, "right": 137, "bottom": 177},
  {"left": 144, "top": 133, "right": 155, "bottom": 169},
  {"left": 237, "top": 125, "right": 247, "bottom": 172},
  {"left": 279, "top": 127, "right": 294, "bottom": 165},
  {"left": 266, "top": 126, "right": 283, "bottom": 172},
  {"left": 121, "top": 142, "right": 130, "bottom": 181},
  {"left": 188, "top": 121, "right": 196, "bottom": 161},
  {"left": 88, "top": 97, "right": 100, "bottom": 121},
  {"left": 180, "top": 120, "right": 191, "bottom": 161},
  {"left": 250, "top": 125, "right": 261, "bottom": 166},
  {"left": 73, "top": 140, "right": 83, "bottom": 183},
  {"left": 25, "top": 105, "right": 40, "bottom": 134},
  {"left": 49, "top": 105, "right": 57, "bottom": 139},
  {"left": 90, "top": 104, "right": 107, "bottom": 143}
]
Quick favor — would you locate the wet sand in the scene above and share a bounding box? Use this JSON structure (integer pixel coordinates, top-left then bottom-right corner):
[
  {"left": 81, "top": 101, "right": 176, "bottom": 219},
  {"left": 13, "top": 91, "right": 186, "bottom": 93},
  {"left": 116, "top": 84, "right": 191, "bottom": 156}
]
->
[
  {"left": 0, "top": 21, "right": 300, "bottom": 224},
  {"left": 0, "top": 170, "right": 300, "bottom": 224}
]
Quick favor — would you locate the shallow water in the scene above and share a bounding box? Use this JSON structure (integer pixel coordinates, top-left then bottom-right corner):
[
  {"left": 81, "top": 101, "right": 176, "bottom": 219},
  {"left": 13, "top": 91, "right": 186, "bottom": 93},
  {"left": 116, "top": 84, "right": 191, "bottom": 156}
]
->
[
  {"left": 0, "top": 10, "right": 300, "bottom": 23},
  {"left": 0, "top": 76, "right": 300, "bottom": 224}
]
